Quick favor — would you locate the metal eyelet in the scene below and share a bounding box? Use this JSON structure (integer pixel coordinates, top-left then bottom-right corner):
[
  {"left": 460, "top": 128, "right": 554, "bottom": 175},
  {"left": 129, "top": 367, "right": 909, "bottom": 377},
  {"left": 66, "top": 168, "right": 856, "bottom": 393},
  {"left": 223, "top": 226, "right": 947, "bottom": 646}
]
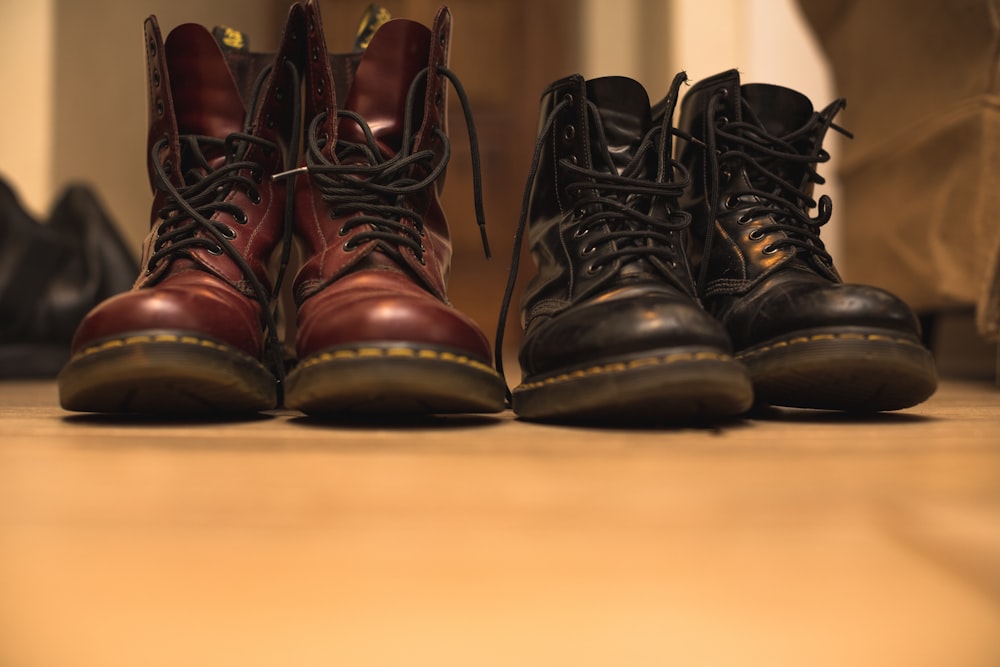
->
[
  {"left": 748, "top": 229, "right": 764, "bottom": 241},
  {"left": 563, "top": 93, "right": 574, "bottom": 105},
  {"left": 148, "top": 37, "right": 157, "bottom": 56},
  {"left": 581, "top": 245, "right": 595, "bottom": 256},
  {"left": 337, "top": 225, "right": 349, "bottom": 236},
  {"left": 572, "top": 226, "right": 589, "bottom": 238},
  {"left": 762, "top": 244, "right": 779, "bottom": 255},
  {"left": 155, "top": 99, "right": 164, "bottom": 117},
  {"left": 562, "top": 125, "right": 576, "bottom": 142},
  {"left": 725, "top": 194, "right": 741, "bottom": 209},
  {"left": 737, "top": 214, "right": 752, "bottom": 225},
  {"left": 221, "top": 226, "right": 237, "bottom": 240},
  {"left": 233, "top": 210, "right": 248, "bottom": 225},
  {"left": 207, "top": 244, "right": 224, "bottom": 256},
  {"left": 435, "top": 90, "right": 443, "bottom": 107},
  {"left": 343, "top": 240, "right": 357, "bottom": 252},
  {"left": 152, "top": 69, "right": 160, "bottom": 87}
]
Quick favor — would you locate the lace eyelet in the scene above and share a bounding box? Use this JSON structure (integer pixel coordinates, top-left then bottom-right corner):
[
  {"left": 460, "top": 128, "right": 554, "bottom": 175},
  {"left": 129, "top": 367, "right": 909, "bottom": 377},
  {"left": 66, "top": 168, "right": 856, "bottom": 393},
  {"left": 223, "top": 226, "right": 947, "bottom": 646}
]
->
[
  {"left": 725, "top": 194, "right": 741, "bottom": 209},
  {"left": 718, "top": 87, "right": 729, "bottom": 99},
  {"left": 562, "top": 125, "right": 576, "bottom": 142},
  {"left": 221, "top": 226, "right": 237, "bottom": 240},
  {"left": 762, "top": 244, "right": 779, "bottom": 255},
  {"left": 337, "top": 225, "right": 350, "bottom": 236},
  {"left": 581, "top": 245, "right": 595, "bottom": 256},
  {"left": 435, "top": 90, "right": 443, "bottom": 107},
  {"left": 748, "top": 229, "right": 764, "bottom": 241},
  {"left": 155, "top": 99, "right": 164, "bottom": 117},
  {"left": 152, "top": 69, "right": 160, "bottom": 88},
  {"left": 312, "top": 46, "right": 320, "bottom": 62},
  {"left": 586, "top": 263, "right": 603, "bottom": 275},
  {"left": 148, "top": 37, "right": 157, "bottom": 56},
  {"left": 234, "top": 210, "right": 248, "bottom": 225},
  {"left": 737, "top": 214, "right": 752, "bottom": 225},
  {"left": 566, "top": 154, "right": 578, "bottom": 165},
  {"left": 249, "top": 190, "right": 262, "bottom": 205},
  {"left": 563, "top": 93, "right": 574, "bottom": 105},
  {"left": 572, "top": 226, "right": 589, "bottom": 238},
  {"left": 207, "top": 245, "right": 224, "bottom": 256},
  {"left": 343, "top": 240, "right": 357, "bottom": 252},
  {"left": 716, "top": 115, "right": 729, "bottom": 127}
]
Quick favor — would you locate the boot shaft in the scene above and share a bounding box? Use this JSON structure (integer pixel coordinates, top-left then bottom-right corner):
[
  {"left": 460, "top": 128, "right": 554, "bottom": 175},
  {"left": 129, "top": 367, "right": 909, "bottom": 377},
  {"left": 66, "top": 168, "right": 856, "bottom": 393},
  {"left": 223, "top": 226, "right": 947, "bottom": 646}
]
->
[
  {"left": 520, "top": 74, "right": 695, "bottom": 326},
  {"left": 676, "top": 69, "right": 845, "bottom": 295},
  {"left": 293, "top": 1, "right": 456, "bottom": 304},
  {"left": 140, "top": 8, "right": 305, "bottom": 294}
]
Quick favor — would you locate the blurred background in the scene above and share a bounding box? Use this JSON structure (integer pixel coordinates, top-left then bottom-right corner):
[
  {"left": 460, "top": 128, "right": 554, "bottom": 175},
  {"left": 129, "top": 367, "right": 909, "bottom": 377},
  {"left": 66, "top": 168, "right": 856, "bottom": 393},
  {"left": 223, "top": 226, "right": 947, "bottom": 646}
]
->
[{"left": 0, "top": 0, "right": 836, "bottom": 364}]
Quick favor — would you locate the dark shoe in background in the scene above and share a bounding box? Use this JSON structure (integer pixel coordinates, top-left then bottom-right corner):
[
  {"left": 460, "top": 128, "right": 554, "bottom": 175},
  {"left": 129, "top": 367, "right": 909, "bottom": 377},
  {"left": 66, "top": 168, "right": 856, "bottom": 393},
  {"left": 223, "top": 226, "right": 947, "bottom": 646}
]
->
[
  {"left": 282, "top": 0, "right": 506, "bottom": 416},
  {"left": 497, "top": 73, "right": 753, "bottom": 423},
  {"left": 57, "top": 8, "right": 307, "bottom": 413},
  {"left": 675, "top": 69, "right": 937, "bottom": 411},
  {"left": 0, "top": 179, "right": 137, "bottom": 378}
]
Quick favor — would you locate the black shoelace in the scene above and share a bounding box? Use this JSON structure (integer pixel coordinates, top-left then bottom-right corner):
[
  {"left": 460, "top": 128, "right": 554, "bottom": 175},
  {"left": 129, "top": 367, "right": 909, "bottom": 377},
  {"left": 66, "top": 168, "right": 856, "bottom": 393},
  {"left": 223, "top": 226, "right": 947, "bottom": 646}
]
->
[
  {"left": 493, "top": 73, "right": 692, "bottom": 401},
  {"left": 148, "top": 59, "right": 302, "bottom": 390},
  {"left": 284, "top": 65, "right": 491, "bottom": 268},
  {"left": 700, "top": 91, "right": 851, "bottom": 291}
]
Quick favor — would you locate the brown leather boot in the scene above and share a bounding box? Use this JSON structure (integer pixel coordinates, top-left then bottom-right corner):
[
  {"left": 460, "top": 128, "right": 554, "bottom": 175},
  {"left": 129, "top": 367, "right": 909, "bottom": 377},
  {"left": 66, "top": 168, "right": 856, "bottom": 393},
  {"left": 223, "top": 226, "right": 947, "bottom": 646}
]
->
[
  {"left": 282, "top": 1, "right": 505, "bottom": 415},
  {"left": 58, "top": 7, "right": 306, "bottom": 413}
]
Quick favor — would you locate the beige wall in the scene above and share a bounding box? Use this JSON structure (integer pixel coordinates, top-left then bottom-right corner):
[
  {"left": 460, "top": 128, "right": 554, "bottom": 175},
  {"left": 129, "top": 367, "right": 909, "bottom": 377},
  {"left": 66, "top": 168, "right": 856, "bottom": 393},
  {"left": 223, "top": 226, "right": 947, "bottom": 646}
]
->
[
  {"left": 0, "top": 0, "right": 283, "bottom": 246},
  {"left": 0, "top": 1, "right": 54, "bottom": 217}
]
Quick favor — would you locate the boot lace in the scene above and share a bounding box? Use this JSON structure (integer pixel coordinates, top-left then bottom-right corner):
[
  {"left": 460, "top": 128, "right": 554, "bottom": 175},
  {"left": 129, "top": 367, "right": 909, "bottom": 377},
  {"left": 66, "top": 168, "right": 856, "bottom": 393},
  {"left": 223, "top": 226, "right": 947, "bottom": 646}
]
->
[
  {"left": 494, "top": 72, "right": 692, "bottom": 400},
  {"left": 700, "top": 92, "right": 851, "bottom": 291},
  {"left": 282, "top": 65, "right": 491, "bottom": 268},
  {"left": 147, "top": 59, "right": 302, "bottom": 388}
]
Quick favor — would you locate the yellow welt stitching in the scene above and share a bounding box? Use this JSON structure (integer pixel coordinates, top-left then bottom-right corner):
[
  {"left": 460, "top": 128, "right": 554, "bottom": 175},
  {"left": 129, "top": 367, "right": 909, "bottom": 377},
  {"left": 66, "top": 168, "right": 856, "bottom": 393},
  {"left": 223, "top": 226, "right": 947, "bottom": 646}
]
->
[{"left": 518, "top": 352, "right": 734, "bottom": 391}]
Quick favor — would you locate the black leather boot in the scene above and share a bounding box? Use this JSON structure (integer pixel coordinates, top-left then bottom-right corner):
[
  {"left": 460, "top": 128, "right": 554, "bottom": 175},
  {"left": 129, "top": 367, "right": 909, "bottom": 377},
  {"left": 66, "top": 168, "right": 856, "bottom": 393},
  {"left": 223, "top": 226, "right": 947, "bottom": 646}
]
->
[
  {"left": 0, "top": 180, "right": 137, "bottom": 378},
  {"left": 497, "top": 74, "right": 753, "bottom": 422},
  {"left": 675, "top": 69, "right": 937, "bottom": 411}
]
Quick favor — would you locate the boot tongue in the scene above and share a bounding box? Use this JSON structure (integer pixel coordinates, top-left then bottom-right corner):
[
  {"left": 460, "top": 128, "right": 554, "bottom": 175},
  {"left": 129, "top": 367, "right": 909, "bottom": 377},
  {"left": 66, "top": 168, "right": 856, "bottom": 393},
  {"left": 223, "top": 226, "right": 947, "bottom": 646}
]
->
[
  {"left": 740, "top": 83, "right": 814, "bottom": 138},
  {"left": 338, "top": 19, "right": 431, "bottom": 157},
  {"left": 585, "top": 76, "right": 652, "bottom": 176},
  {"left": 165, "top": 24, "right": 246, "bottom": 140}
]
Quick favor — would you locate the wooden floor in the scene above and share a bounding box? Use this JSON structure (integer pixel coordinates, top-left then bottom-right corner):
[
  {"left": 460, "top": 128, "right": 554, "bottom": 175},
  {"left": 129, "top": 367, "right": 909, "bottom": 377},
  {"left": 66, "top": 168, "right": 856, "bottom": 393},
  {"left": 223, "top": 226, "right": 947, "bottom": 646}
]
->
[{"left": 1, "top": 379, "right": 999, "bottom": 666}]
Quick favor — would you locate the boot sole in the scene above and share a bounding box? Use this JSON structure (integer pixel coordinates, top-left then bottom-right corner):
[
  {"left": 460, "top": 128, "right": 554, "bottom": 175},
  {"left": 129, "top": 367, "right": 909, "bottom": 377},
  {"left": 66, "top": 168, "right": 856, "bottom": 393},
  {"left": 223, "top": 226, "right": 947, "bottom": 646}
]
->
[
  {"left": 737, "top": 327, "right": 938, "bottom": 411},
  {"left": 513, "top": 349, "right": 754, "bottom": 424},
  {"left": 284, "top": 343, "right": 506, "bottom": 416},
  {"left": 57, "top": 332, "right": 277, "bottom": 414}
]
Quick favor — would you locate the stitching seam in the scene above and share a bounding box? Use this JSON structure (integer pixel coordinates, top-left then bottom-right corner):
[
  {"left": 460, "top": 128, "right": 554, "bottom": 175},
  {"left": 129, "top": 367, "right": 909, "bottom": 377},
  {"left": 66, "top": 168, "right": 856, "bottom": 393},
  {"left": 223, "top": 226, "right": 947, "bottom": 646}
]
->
[
  {"left": 519, "top": 351, "right": 734, "bottom": 390},
  {"left": 737, "top": 332, "right": 923, "bottom": 359}
]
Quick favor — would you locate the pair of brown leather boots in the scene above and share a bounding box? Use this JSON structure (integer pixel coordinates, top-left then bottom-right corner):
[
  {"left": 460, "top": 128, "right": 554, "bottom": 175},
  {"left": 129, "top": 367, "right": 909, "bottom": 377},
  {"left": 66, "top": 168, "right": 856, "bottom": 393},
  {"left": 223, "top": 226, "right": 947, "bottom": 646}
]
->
[{"left": 58, "top": 2, "right": 505, "bottom": 416}]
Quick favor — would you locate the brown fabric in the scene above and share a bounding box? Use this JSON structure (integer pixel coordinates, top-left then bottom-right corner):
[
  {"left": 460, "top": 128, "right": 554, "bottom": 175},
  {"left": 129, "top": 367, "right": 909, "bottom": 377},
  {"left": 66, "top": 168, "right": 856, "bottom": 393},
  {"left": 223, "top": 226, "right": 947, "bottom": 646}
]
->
[{"left": 798, "top": 0, "right": 1000, "bottom": 340}]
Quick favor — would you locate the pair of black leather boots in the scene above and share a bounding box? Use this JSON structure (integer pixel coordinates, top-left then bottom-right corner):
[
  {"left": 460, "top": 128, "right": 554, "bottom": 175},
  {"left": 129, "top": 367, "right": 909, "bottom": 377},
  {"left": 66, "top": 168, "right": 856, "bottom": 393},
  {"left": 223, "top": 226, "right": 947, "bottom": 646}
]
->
[
  {"left": 501, "top": 70, "right": 938, "bottom": 422},
  {"left": 0, "top": 180, "right": 137, "bottom": 378}
]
